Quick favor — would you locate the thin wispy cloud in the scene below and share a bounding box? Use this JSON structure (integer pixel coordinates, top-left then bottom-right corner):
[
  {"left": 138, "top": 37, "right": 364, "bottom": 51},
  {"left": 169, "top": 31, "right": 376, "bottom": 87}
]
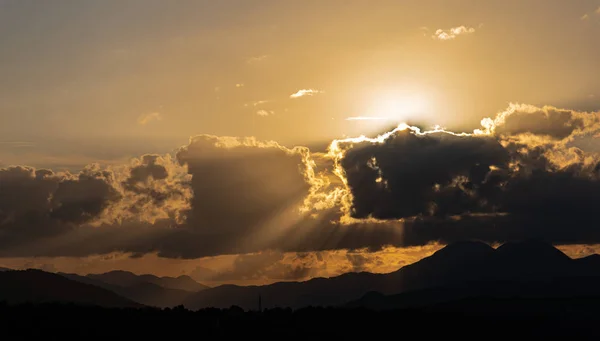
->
[
  {"left": 432, "top": 26, "right": 475, "bottom": 40},
  {"left": 246, "top": 54, "right": 269, "bottom": 64},
  {"left": 137, "top": 112, "right": 162, "bottom": 125},
  {"left": 0, "top": 141, "right": 35, "bottom": 148},
  {"left": 256, "top": 110, "right": 275, "bottom": 117},
  {"left": 290, "top": 89, "right": 324, "bottom": 98},
  {"left": 244, "top": 100, "right": 272, "bottom": 107},
  {"left": 581, "top": 6, "right": 600, "bottom": 20}
]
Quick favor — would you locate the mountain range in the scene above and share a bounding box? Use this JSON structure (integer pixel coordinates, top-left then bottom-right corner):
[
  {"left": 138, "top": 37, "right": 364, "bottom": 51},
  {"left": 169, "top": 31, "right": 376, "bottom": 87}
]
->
[
  {"left": 0, "top": 269, "right": 141, "bottom": 308},
  {"left": 3, "top": 240, "right": 600, "bottom": 311},
  {"left": 181, "top": 240, "right": 600, "bottom": 310},
  {"left": 59, "top": 270, "right": 209, "bottom": 308}
]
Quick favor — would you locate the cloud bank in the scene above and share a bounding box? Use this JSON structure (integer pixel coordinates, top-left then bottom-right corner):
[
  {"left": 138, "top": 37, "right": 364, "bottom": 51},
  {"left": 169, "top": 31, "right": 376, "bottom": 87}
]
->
[{"left": 2, "top": 104, "right": 600, "bottom": 258}]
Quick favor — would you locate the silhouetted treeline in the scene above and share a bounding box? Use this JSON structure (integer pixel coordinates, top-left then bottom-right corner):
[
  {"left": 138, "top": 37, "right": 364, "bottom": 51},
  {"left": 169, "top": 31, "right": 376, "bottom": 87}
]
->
[{"left": 1, "top": 300, "right": 600, "bottom": 339}]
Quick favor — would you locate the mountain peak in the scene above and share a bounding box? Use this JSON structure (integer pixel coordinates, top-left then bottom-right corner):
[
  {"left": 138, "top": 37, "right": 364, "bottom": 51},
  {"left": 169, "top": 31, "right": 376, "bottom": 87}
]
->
[
  {"left": 495, "top": 239, "right": 570, "bottom": 262},
  {"left": 431, "top": 240, "right": 494, "bottom": 260}
]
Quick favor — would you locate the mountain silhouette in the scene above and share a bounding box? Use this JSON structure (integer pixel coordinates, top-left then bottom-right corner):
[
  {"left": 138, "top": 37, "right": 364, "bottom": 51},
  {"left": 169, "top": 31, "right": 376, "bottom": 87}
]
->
[
  {"left": 86, "top": 270, "right": 209, "bottom": 291},
  {"left": 0, "top": 269, "right": 141, "bottom": 308},
  {"left": 60, "top": 271, "right": 208, "bottom": 307},
  {"left": 0, "top": 267, "right": 10, "bottom": 271},
  {"left": 8, "top": 240, "right": 599, "bottom": 311},
  {"left": 183, "top": 240, "right": 600, "bottom": 310},
  {"left": 349, "top": 240, "right": 600, "bottom": 310}
]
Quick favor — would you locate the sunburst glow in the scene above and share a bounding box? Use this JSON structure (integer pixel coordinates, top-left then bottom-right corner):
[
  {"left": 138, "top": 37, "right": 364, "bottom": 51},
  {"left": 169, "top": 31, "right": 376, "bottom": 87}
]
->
[{"left": 359, "top": 92, "right": 430, "bottom": 122}]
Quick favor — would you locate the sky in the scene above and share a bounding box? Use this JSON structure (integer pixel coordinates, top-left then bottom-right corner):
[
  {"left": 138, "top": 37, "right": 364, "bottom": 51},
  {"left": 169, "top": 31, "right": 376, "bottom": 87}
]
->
[{"left": 0, "top": 0, "right": 600, "bottom": 285}]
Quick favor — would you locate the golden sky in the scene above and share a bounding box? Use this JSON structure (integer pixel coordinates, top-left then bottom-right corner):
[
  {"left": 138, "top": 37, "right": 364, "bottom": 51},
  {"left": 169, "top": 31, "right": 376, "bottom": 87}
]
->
[{"left": 1, "top": 0, "right": 600, "bottom": 284}]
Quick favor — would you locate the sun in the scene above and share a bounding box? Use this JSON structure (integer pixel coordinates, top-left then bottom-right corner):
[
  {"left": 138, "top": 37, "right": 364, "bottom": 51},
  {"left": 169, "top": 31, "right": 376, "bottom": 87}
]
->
[
  {"left": 368, "top": 93, "right": 428, "bottom": 120},
  {"left": 348, "top": 86, "right": 433, "bottom": 124}
]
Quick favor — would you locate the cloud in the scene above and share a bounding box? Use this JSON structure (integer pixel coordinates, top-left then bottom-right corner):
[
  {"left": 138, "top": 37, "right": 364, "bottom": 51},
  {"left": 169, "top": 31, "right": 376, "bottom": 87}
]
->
[
  {"left": 236, "top": 83, "right": 244, "bottom": 88},
  {"left": 341, "top": 132, "right": 509, "bottom": 219},
  {"left": 1, "top": 244, "right": 443, "bottom": 284},
  {"left": 0, "top": 154, "right": 191, "bottom": 254},
  {"left": 302, "top": 103, "right": 600, "bottom": 248},
  {"left": 205, "top": 251, "right": 312, "bottom": 282},
  {"left": 256, "top": 110, "right": 275, "bottom": 117},
  {"left": 185, "top": 244, "right": 444, "bottom": 283},
  {"left": 246, "top": 55, "right": 269, "bottom": 64},
  {"left": 290, "top": 89, "right": 324, "bottom": 98},
  {"left": 3, "top": 104, "right": 600, "bottom": 259},
  {"left": 581, "top": 6, "right": 600, "bottom": 20},
  {"left": 245, "top": 100, "right": 271, "bottom": 107},
  {"left": 171, "top": 135, "right": 315, "bottom": 245},
  {"left": 432, "top": 26, "right": 476, "bottom": 40},
  {"left": 0, "top": 133, "right": 327, "bottom": 258},
  {"left": 137, "top": 112, "right": 162, "bottom": 125}
]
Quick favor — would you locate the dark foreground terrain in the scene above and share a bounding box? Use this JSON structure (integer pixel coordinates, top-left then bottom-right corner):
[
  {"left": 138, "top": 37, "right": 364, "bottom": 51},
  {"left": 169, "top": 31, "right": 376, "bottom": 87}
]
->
[
  {"left": 4, "top": 240, "right": 600, "bottom": 339},
  {"left": 2, "top": 299, "right": 600, "bottom": 339}
]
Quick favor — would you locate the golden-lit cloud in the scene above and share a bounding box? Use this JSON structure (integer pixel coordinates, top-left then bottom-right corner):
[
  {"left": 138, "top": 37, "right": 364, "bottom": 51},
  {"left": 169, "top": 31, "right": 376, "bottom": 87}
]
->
[
  {"left": 97, "top": 154, "right": 192, "bottom": 225},
  {"left": 289, "top": 89, "right": 324, "bottom": 98},
  {"left": 0, "top": 244, "right": 443, "bottom": 285},
  {"left": 556, "top": 244, "right": 600, "bottom": 259},
  {"left": 246, "top": 54, "right": 269, "bottom": 64},
  {"left": 303, "top": 103, "right": 600, "bottom": 230},
  {"left": 244, "top": 100, "right": 272, "bottom": 107},
  {"left": 432, "top": 26, "right": 476, "bottom": 40},
  {"left": 137, "top": 112, "right": 162, "bottom": 125},
  {"left": 3, "top": 103, "right": 600, "bottom": 261},
  {"left": 256, "top": 109, "right": 275, "bottom": 117},
  {"left": 3, "top": 241, "right": 600, "bottom": 284}
]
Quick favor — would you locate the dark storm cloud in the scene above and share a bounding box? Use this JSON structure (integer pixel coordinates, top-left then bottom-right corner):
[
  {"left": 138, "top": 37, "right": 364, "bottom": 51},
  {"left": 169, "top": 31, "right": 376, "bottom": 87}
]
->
[
  {"left": 332, "top": 104, "right": 600, "bottom": 247},
  {"left": 0, "top": 155, "right": 189, "bottom": 251},
  {"left": 342, "top": 131, "right": 510, "bottom": 219},
  {"left": 50, "top": 167, "right": 121, "bottom": 223},
  {"left": 2, "top": 105, "right": 600, "bottom": 258},
  {"left": 175, "top": 135, "right": 312, "bottom": 235},
  {"left": 0, "top": 135, "right": 317, "bottom": 258},
  {"left": 0, "top": 165, "right": 119, "bottom": 243},
  {"left": 341, "top": 128, "right": 600, "bottom": 222}
]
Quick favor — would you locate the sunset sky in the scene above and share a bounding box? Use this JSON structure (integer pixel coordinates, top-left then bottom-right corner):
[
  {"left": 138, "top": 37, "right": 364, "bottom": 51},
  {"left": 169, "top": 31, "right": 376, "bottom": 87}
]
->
[{"left": 1, "top": 0, "right": 600, "bottom": 285}]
